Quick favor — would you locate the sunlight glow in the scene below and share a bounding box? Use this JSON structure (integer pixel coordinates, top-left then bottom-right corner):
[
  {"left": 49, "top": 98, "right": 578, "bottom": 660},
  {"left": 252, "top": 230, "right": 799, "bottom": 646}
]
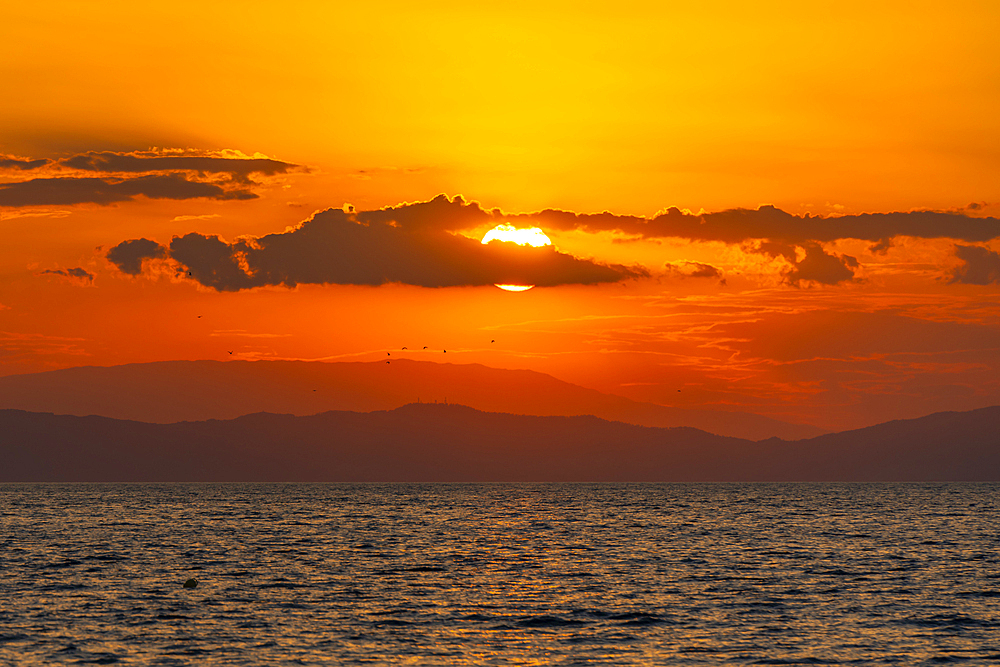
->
[
  {"left": 481, "top": 224, "right": 552, "bottom": 247},
  {"left": 494, "top": 284, "right": 534, "bottom": 292}
]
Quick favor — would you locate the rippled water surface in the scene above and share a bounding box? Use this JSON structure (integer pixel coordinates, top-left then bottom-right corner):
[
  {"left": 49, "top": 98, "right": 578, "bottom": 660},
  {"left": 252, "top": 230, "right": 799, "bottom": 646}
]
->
[{"left": 2, "top": 484, "right": 999, "bottom": 665}]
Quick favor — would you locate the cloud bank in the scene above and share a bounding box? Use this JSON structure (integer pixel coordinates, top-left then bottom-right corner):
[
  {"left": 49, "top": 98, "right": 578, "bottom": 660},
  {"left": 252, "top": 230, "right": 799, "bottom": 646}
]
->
[
  {"left": 0, "top": 175, "right": 256, "bottom": 206},
  {"left": 354, "top": 198, "right": 997, "bottom": 287},
  {"left": 104, "top": 195, "right": 1000, "bottom": 290},
  {"left": 108, "top": 197, "right": 642, "bottom": 289},
  {"left": 518, "top": 205, "right": 1000, "bottom": 245},
  {"left": 0, "top": 149, "right": 301, "bottom": 206},
  {"left": 59, "top": 150, "right": 299, "bottom": 183}
]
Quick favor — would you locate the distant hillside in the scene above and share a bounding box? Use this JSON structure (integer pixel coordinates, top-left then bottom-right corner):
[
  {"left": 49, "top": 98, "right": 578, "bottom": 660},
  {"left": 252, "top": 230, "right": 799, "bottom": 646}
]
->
[
  {"left": 0, "top": 359, "right": 825, "bottom": 440},
  {"left": 1, "top": 404, "right": 997, "bottom": 482}
]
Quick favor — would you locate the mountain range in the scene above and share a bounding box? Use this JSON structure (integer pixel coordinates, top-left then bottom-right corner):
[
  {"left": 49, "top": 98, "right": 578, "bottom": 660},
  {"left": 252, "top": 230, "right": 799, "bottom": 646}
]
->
[
  {"left": 2, "top": 403, "right": 997, "bottom": 482},
  {"left": 0, "top": 359, "right": 825, "bottom": 440}
]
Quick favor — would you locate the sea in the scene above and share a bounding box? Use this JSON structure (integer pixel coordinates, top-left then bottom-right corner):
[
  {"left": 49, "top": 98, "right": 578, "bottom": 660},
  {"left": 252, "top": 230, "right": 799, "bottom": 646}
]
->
[{"left": 1, "top": 483, "right": 998, "bottom": 666}]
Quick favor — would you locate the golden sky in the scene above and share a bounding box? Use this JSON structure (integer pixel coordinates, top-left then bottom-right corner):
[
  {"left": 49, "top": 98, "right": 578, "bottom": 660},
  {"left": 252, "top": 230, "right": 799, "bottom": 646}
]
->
[{"left": 2, "top": 0, "right": 999, "bottom": 430}]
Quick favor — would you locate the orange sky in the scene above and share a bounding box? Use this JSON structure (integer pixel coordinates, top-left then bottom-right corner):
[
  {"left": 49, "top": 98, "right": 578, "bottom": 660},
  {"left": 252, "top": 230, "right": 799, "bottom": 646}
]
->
[{"left": 2, "top": 1, "right": 999, "bottom": 431}]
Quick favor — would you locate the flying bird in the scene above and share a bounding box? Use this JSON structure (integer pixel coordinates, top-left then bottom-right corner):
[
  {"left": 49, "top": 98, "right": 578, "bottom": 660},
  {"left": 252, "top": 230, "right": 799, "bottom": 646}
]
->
[
  {"left": 423, "top": 346, "right": 428, "bottom": 349},
  {"left": 197, "top": 315, "right": 202, "bottom": 319},
  {"left": 443, "top": 350, "right": 447, "bottom": 353},
  {"left": 386, "top": 360, "right": 390, "bottom": 364},
  {"left": 402, "top": 347, "right": 407, "bottom": 350},
  {"left": 491, "top": 340, "right": 495, "bottom": 343},
  {"left": 387, "top": 352, "right": 390, "bottom": 356},
  {"left": 227, "top": 350, "right": 233, "bottom": 355}
]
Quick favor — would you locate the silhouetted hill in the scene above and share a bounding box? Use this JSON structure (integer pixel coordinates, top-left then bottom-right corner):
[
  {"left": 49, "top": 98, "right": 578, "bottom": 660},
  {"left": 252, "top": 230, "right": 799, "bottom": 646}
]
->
[
  {"left": 1, "top": 404, "right": 997, "bottom": 482},
  {"left": 0, "top": 359, "right": 824, "bottom": 440}
]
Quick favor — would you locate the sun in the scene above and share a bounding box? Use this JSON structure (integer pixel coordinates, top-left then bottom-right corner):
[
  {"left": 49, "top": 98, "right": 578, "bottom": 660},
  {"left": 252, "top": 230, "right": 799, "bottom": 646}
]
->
[
  {"left": 481, "top": 224, "right": 551, "bottom": 291},
  {"left": 481, "top": 223, "right": 551, "bottom": 247}
]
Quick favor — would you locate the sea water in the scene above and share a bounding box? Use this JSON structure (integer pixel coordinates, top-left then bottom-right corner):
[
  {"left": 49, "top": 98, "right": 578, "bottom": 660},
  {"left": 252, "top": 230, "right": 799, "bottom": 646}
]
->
[{"left": 1, "top": 483, "right": 998, "bottom": 666}]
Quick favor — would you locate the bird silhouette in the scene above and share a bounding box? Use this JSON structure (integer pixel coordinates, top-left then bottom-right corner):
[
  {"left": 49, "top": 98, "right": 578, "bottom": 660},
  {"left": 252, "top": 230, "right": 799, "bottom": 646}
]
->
[
  {"left": 387, "top": 352, "right": 390, "bottom": 356},
  {"left": 423, "top": 346, "right": 428, "bottom": 349},
  {"left": 386, "top": 360, "right": 390, "bottom": 364},
  {"left": 402, "top": 347, "right": 408, "bottom": 350},
  {"left": 491, "top": 339, "right": 495, "bottom": 343},
  {"left": 227, "top": 350, "right": 233, "bottom": 355},
  {"left": 312, "top": 389, "right": 317, "bottom": 392},
  {"left": 197, "top": 315, "right": 202, "bottom": 319},
  {"left": 443, "top": 349, "right": 447, "bottom": 353}
]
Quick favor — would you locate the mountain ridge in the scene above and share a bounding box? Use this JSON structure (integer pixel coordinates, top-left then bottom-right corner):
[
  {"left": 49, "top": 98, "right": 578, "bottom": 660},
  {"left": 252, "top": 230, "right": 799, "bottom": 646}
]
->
[
  {"left": 2, "top": 402, "right": 997, "bottom": 482},
  {"left": 0, "top": 359, "right": 825, "bottom": 440}
]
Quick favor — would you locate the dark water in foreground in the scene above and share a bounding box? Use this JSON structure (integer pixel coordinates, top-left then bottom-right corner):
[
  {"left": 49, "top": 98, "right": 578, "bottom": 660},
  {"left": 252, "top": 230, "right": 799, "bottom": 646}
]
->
[{"left": 2, "top": 484, "right": 999, "bottom": 666}]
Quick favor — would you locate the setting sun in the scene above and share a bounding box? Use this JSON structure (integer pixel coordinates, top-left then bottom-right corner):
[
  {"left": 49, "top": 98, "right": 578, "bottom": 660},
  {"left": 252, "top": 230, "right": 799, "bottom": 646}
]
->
[{"left": 481, "top": 223, "right": 552, "bottom": 247}]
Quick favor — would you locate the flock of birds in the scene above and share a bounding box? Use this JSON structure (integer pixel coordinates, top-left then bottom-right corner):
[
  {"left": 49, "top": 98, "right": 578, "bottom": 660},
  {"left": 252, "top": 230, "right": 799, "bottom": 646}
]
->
[
  {"left": 385, "top": 340, "right": 494, "bottom": 364},
  {"left": 197, "top": 314, "right": 686, "bottom": 394},
  {"left": 199, "top": 314, "right": 497, "bottom": 366}
]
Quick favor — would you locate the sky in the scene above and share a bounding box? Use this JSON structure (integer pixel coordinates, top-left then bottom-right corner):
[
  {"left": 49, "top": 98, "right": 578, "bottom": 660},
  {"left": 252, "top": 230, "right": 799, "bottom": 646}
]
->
[{"left": 2, "top": 0, "right": 999, "bottom": 431}]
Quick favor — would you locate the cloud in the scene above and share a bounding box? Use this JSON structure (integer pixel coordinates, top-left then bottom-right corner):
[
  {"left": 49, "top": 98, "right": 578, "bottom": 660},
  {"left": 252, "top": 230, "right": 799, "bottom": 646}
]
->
[
  {"left": 355, "top": 194, "right": 495, "bottom": 232},
  {"left": 106, "top": 238, "right": 168, "bottom": 275},
  {"left": 38, "top": 267, "right": 94, "bottom": 284},
  {"left": 0, "top": 208, "right": 71, "bottom": 221},
  {"left": 516, "top": 204, "right": 1000, "bottom": 244},
  {"left": 172, "top": 214, "right": 222, "bottom": 222},
  {"left": 0, "top": 175, "right": 256, "bottom": 206},
  {"left": 664, "top": 261, "right": 724, "bottom": 280},
  {"left": 948, "top": 245, "right": 1000, "bottom": 285},
  {"left": 110, "top": 196, "right": 643, "bottom": 290},
  {"left": 60, "top": 150, "right": 301, "bottom": 183},
  {"left": 750, "top": 241, "right": 857, "bottom": 286},
  {"left": 0, "top": 156, "right": 49, "bottom": 170},
  {"left": 784, "top": 244, "right": 858, "bottom": 286},
  {"left": 869, "top": 238, "right": 893, "bottom": 255},
  {"left": 0, "top": 149, "right": 302, "bottom": 207}
]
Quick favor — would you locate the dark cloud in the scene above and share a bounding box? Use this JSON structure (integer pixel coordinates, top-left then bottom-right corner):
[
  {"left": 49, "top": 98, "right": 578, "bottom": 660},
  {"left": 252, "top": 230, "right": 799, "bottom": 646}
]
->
[
  {"left": 0, "top": 156, "right": 49, "bottom": 170},
  {"left": 747, "top": 241, "right": 861, "bottom": 286},
  {"left": 39, "top": 267, "right": 94, "bottom": 282},
  {"left": 165, "top": 207, "right": 642, "bottom": 290},
  {"left": 785, "top": 244, "right": 858, "bottom": 286},
  {"left": 948, "top": 245, "right": 1000, "bottom": 285},
  {"left": 60, "top": 151, "right": 301, "bottom": 183},
  {"left": 515, "top": 205, "right": 1000, "bottom": 245},
  {"left": 356, "top": 194, "right": 494, "bottom": 232},
  {"left": 331, "top": 197, "right": 1000, "bottom": 260},
  {"left": 751, "top": 240, "right": 857, "bottom": 286},
  {"left": 107, "top": 238, "right": 168, "bottom": 275},
  {"left": 106, "top": 198, "right": 642, "bottom": 290},
  {"left": 869, "top": 238, "right": 892, "bottom": 255},
  {"left": 0, "top": 149, "right": 300, "bottom": 207},
  {"left": 0, "top": 175, "right": 256, "bottom": 207},
  {"left": 664, "top": 261, "right": 724, "bottom": 280}
]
